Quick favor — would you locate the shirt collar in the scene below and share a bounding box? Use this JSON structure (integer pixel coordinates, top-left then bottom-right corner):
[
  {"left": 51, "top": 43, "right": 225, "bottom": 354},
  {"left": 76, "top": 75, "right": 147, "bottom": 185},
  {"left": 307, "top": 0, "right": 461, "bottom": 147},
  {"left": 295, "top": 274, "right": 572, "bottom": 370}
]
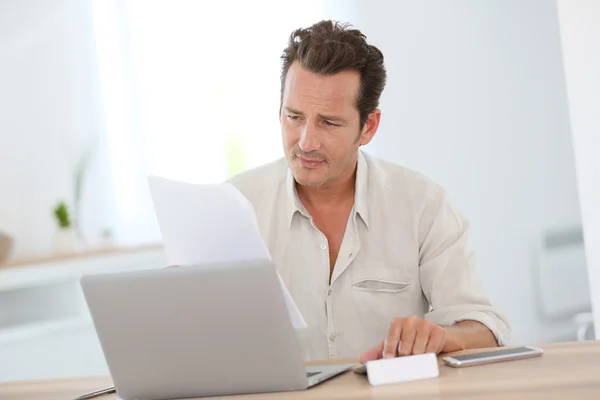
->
[
  {"left": 286, "top": 167, "right": 308, "bottom": 228},
  {"left": 285, "top": 150, "right": 370, "bottom": 229},
  {"left": 354, "top": 150, "right": 370, "bottom": 228}
]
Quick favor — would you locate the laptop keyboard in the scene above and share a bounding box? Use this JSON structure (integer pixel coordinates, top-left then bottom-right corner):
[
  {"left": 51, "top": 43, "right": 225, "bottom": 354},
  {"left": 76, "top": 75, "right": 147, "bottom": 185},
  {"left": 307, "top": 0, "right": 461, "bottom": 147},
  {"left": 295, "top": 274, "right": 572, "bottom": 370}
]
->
[{"left": 307, "top": 371, "right": 322, "bottom": 378}]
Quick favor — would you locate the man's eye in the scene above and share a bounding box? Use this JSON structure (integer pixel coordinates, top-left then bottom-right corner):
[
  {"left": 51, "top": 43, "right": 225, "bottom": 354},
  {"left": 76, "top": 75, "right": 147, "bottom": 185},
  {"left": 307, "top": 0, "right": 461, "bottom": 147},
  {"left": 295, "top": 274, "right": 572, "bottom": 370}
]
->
[
  {"left": 324, "top": 120, "right": 339, "bottom": 127},
  {"left": 287, "top": 115, "right": 301, "bottom": 121}
]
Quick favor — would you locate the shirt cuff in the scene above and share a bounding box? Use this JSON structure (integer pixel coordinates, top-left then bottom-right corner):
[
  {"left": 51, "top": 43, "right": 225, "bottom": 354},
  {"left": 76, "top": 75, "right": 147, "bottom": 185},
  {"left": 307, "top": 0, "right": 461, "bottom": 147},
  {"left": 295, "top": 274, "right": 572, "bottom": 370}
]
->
[{"left": 452, "top": 311, "right": 511, "bottom": 347}]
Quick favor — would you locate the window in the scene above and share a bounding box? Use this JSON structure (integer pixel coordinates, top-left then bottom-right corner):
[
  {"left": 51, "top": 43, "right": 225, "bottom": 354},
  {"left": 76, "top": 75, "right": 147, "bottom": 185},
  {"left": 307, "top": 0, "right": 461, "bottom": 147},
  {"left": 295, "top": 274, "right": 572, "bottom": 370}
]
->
[{"left": 91, "top": 0, "right": 323, "bottom": 242}]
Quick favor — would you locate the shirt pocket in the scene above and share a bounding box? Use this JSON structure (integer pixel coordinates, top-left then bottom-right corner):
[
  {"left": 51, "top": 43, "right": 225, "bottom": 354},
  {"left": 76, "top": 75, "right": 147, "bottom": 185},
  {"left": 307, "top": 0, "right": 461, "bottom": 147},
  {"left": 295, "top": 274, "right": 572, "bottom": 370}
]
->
[
  {"left": 349, "top": 268, "right": 415, "bottom": 335},
  {"left": 351, "top": 268, "right": 411, "bottom": 293}
]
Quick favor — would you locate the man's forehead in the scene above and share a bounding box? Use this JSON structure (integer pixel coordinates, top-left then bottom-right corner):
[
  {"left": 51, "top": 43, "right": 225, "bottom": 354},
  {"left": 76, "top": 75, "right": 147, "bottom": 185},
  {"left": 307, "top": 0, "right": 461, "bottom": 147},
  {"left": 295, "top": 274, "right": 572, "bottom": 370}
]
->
[{"left": 283, "top": 62, "right": 360, "bottom": 107}]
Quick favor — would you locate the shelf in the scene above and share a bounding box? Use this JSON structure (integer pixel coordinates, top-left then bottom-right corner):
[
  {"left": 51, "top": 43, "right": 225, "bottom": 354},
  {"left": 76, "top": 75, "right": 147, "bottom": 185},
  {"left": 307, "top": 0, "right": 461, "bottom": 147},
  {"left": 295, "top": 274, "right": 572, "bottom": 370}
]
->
[
  {"left": 0, "top": 245, "right": 167, "bottom": 291},
  {"left": 0, "top": 242, "right": 163, "bottom": 269},
  {"left": 0, "top": 317, "right": 93, "bottom": 345}
]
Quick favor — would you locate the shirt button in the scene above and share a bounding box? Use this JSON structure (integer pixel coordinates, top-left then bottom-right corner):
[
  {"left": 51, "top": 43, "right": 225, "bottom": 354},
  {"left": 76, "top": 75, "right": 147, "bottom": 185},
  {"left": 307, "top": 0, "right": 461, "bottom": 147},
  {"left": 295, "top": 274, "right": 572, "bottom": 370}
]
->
[
  {"left": 327, "top": 289, "right": 332, "bottom": 296},
  {"left": 329, "top": 334, "right": 336, "bottom": 341},
  {"left": 348, "top": 253, "right": 353, "bottom": 258},
  {"left": 320, "top": 244, "right": 327, "bottom": 250}
]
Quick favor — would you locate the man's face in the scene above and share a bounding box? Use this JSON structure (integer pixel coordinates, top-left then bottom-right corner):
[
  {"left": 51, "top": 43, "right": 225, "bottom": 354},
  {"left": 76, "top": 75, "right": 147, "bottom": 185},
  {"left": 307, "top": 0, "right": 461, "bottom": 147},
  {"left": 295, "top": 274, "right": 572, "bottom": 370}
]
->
[{"left": 280, "top": 61, "right": 378, "bottom": 188}]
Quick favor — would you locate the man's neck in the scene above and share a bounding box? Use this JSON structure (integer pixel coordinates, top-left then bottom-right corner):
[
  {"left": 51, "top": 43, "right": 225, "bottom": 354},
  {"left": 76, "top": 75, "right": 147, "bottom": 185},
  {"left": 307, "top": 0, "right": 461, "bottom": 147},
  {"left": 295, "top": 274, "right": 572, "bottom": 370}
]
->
[{"left": 296, "top": 160, "right": 358, "bottom": 210}]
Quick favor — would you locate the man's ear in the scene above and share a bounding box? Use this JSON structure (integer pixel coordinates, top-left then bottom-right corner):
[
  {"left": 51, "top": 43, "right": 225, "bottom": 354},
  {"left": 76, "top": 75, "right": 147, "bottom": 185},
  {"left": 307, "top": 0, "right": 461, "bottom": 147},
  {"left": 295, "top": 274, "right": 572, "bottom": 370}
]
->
[{"left": 359, "top": 109, "right": 381, "bottom": 146}]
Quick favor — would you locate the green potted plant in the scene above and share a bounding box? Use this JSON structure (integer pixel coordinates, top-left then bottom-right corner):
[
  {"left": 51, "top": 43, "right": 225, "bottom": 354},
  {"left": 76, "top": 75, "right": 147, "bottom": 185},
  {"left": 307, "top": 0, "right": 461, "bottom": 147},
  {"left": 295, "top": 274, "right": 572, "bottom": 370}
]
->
[{"left": 52, "top": 201, "right": 78, "bottom": 252}]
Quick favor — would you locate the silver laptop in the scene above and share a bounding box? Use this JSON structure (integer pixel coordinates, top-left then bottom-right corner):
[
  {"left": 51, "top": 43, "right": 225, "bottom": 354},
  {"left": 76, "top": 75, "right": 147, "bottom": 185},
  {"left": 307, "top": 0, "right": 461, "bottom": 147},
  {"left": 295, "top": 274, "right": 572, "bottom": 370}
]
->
[{"left": 80, "top": 259, "right": 354, "bottom": 400}]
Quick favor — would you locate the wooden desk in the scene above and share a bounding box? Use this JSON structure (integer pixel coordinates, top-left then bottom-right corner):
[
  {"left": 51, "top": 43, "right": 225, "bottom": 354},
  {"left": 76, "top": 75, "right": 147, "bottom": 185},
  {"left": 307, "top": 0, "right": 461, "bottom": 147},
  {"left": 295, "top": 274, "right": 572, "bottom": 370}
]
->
[{"left": 2, "top": 341, "right": 599, "bottom": 400}]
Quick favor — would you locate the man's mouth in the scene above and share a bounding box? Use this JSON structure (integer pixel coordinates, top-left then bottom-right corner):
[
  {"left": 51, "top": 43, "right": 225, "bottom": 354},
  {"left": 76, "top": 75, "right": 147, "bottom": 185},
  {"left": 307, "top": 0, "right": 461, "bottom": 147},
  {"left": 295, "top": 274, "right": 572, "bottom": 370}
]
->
[{"left": 296, "top": 155, "right": 324, "bottom": 168}]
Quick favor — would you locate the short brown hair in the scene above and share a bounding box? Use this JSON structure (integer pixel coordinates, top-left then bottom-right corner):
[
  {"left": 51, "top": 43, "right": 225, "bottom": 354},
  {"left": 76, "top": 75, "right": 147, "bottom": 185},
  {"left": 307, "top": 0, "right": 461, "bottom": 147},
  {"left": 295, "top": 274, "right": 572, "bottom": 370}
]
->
[{"left": 280, "top": 20, "right": 387, "bottom": 128}]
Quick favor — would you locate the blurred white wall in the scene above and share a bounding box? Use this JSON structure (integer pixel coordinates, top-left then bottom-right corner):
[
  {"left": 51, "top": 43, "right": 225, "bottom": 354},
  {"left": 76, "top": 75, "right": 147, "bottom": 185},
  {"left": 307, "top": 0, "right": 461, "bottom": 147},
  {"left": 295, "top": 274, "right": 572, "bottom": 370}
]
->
[
  {"left": 322, "top": 0, "right": 584, "bottom": 344},
  {"left": 556, "top": 0, "right": 600, "bottom": 339},
  {"left": 0, "top": 0, "right": 112, "bottom": 258},
  {"left": 0, "top": 1, "right": 591, "bottom": 378}
]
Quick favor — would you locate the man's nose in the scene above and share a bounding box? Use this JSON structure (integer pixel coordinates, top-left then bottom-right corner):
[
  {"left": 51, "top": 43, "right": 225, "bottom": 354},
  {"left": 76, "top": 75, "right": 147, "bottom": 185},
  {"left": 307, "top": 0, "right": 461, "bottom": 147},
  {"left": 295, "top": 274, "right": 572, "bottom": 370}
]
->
[{"left": 298, "top": 124, "right": 321, "bottom": 152}]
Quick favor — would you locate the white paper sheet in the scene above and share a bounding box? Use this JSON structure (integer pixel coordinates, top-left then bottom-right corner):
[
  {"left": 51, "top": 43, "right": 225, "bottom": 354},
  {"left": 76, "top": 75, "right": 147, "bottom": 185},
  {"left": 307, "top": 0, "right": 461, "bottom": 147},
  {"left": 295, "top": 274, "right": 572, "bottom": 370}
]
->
[{"left": 147, "top": 175, "right": 307, "bottom": 330}]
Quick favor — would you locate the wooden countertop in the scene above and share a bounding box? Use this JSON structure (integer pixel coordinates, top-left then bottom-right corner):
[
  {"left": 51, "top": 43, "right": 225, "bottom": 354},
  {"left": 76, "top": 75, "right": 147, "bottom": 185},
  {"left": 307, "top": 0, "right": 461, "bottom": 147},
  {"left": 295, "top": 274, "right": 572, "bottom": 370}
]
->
[
  {"left": 0, "top": 242, "right": 166, "bottom": 291},
  {"left": 1, "top": 341, "right": 599, "bottom": 399},
  {"left": 0, "top": 243, "right": 163, "bottom": 269}
]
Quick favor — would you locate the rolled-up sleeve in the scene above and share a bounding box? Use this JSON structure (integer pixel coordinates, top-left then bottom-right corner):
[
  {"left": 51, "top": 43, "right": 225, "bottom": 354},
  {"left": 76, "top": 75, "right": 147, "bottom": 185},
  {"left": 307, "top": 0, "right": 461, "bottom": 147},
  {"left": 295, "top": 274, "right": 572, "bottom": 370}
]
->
[{"left": 419, "top": 188, "right": 512, "bottom": 346}]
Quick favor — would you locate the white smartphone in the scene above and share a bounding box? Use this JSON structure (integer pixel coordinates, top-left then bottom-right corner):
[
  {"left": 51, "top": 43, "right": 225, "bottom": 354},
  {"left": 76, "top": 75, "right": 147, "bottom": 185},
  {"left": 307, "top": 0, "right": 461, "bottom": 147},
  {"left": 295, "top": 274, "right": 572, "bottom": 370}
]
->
[{"left": 442, "top": 346, "right": 543, "bottom": 367}]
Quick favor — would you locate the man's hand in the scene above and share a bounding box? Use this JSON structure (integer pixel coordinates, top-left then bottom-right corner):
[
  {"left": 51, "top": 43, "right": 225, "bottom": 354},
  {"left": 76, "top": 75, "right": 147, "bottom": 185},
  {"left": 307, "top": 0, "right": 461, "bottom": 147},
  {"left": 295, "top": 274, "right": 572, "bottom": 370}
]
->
[
  {"left": 359, "top": 316, "right": 451, "bottom": 363},
  {"left": 359, "top": 318, "right": 499, "bottom": 363}
]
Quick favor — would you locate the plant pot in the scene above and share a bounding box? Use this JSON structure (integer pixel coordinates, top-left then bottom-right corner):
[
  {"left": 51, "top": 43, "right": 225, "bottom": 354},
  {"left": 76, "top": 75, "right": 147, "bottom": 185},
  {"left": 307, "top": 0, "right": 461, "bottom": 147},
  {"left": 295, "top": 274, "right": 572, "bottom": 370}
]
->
[
  {"left": 53, "top": 228, "right": 79, "bottom": 253},
  {"left": 0, "top": 231, "right": 14, "bottom": 263}
]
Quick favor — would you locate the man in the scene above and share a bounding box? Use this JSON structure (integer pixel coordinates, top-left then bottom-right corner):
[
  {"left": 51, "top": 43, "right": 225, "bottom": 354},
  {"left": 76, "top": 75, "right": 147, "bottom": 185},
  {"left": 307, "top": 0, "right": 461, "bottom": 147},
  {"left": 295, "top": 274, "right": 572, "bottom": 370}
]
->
[{"left": 229, "top": 20, "right": 510, "bottom": 362}]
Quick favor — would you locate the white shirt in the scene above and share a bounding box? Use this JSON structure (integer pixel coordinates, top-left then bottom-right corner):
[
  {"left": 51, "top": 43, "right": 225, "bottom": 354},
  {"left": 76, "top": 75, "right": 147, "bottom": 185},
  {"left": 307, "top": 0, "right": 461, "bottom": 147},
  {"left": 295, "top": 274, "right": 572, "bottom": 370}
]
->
[{"left": 229, "top": 150, "right": 511, "bottom": 360}]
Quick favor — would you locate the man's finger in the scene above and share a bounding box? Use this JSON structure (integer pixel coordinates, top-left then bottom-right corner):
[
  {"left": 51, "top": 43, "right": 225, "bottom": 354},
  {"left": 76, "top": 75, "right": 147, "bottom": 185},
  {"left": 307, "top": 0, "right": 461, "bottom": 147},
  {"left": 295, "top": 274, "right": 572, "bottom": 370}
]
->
[
  {"left": 436, "top": 333, "right": 446, "bottom": 354},
  {"left": 359, "top": 341, "right": 384, "bottom": 364},
  {"left": 383, "top": 319, "right": 403, "bottom": 359},
  {"left": 399, "top": 317, "right": 418, "bottom": 356},
  {"left": 411, "top": 322, "right": 431, "bottom": 355},
  {"left": 425, "top": 328, "right": 444, "bottom": 354}
]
